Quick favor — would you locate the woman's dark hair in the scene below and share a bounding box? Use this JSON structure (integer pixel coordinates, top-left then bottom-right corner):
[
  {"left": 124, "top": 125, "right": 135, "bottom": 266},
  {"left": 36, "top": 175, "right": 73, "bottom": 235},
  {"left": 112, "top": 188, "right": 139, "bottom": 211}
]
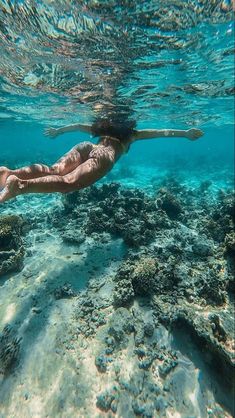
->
[{"left": 91, "top": 118, "right": 136, "bottom": 141}]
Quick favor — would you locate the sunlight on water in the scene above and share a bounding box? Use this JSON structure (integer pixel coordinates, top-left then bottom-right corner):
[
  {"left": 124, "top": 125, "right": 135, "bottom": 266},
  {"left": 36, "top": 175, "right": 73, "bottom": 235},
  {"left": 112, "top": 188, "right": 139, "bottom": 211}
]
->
[{"left": 0, "top": 0, "right": 234, "bottom": 127}]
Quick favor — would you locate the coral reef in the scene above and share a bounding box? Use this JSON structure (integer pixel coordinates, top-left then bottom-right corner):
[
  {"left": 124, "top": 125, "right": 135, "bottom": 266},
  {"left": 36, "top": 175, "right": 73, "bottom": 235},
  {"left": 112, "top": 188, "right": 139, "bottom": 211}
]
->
[
  {"left": 131, "top": 257, "right": 158, "bottom": 295},
  {"left": 2, "top": 179, "right": 233, "bottom": 416},
  {"left": 156, "top": 188, "right": 183, "bottom": 219},
  {"left": 63, "top": 180, "right": 235, "bottom": 416},
  {"left": 0, "top": 214, "right": 26, "bottom": 276},
  {"left": 54, "top": 283, "right": 76, "bottom": 299},
  {"left": 0, "top": 325, "right": 21, "bottom": 375},
  {"left": 60, "top": 224, "right": 86, "bottom": 246},
  {"left": 74, "top": 289, "right": 109, "bottom": 337},
  {"left": 113, "top": 257, "right": 159, "bottom": 306},
  {"left": 202, "top": 191, "right": 234, "bottom": 242},
  {"left": 55, "top": 183, "right": 173, "bottom": 247},
  {"left": 224, "top": 231, "right": 235, "bottom": 254},
  {"left": 96, "top": 386, "right": 119, "bottom": 413},
  {"left": 108, "top": 307, "right": 134, "bottom": 343}
]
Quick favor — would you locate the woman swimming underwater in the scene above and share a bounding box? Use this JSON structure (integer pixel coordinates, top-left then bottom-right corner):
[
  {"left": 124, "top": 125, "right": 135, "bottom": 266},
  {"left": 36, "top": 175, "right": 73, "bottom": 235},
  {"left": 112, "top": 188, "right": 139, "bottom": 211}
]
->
[{"left": 0, "top": 119, "right": 203, "bottom": 203}]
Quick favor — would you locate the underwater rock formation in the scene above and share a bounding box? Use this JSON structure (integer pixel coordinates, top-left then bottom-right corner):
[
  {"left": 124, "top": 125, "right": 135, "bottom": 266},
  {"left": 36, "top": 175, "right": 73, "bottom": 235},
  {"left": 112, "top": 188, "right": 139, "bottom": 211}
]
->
[
  {"left": 205, "top": 191, "right": 235, "bottom": 242},
  {"left": 54, "top": 283, "right": 76, "bottom": 299},
  {"left": 96, "top": 387, "right": 119, "bottom": 412},
  {"left": 131, "top": 257, "right": 158, "bottom": 295},
  {"left": 0, "top": 214, "right": 26, "bottom": 276},
  {"left": 0, "top": 325, "right": 21, "bottom": 375},
  {"left": 113, "top": 262, "right": 135, "bottom": 307},
  {"left": 57, "top": 183, "right": 173, "bottom": 247},
  {"left": 74, "top": 270, "right": 234, "bottom": 415},
  {"left": 224, "top": 231, "right": 235, "bottom": 254},
  {"left": 113, "top": 257, "right": 159, "bottom": 306},
  {"left": 75, "top": 290, "right": 108, "bottom": 338},
  {"left": 169, "top": 311, "right": 234, "bottom": 389},
  {"left": 156, "top": 188, "right": 183, "bottom": 219},
  {"left": 108, "top": 307, "right": 134, "bottom": 344},
  {"left": 60, "top": 223, "right": 86, "bottom": 246},
  {"left": 45, "top": 179, "right": 235, "bottom": 415}
]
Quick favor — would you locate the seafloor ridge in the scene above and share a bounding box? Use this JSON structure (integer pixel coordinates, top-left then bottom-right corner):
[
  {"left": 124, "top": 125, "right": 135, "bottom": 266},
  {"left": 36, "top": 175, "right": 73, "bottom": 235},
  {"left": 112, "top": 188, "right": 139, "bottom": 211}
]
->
[{"left": 0, "top": 172, "right": 234, "bottom": 417}]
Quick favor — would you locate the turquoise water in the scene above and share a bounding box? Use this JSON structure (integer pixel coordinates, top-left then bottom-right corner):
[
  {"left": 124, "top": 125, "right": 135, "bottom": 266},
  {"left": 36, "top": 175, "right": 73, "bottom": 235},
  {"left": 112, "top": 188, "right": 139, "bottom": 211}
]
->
[
  {"left": 1, "top": 120, "right": 234, "bottom": 193},
  {"left": 0, "top": 1, "right": 234, "bottom": 417}
]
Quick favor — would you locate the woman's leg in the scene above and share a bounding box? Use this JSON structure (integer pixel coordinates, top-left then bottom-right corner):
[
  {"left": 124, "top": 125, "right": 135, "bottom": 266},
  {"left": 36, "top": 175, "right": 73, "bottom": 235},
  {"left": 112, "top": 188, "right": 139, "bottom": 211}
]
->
[
  {"left": 0, "top": 149, "right": 114, "bottom": 203},
  {"left": 0, "top": 145, "right": 87, "bottom": 189}
]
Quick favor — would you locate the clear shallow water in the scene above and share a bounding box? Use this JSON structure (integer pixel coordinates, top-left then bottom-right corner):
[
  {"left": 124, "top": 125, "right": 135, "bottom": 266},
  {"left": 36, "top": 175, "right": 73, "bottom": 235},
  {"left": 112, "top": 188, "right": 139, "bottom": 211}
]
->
[
  {"left": 0, "top": 0, "right": 234, "bottom": 127},
  {"left": 0, "top": 2, "right": 234, "bottom": 418}
]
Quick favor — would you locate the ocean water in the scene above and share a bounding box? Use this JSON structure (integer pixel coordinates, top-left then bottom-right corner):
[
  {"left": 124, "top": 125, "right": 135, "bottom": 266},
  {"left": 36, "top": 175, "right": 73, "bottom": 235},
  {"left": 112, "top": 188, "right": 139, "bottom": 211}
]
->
[{"left": 0, "top": 1, "right": 234, "bottom": 417}]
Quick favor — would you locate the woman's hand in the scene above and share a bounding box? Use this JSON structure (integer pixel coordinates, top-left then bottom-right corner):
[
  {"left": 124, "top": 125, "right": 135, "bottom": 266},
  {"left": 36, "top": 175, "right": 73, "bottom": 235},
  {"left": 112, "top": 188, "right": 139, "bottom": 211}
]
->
[
  {"left": 44, "top": 127, "right": 60, "bottom": 138},
  {"left": 186, "top": 128, "right": 204, "bottom": 141}
]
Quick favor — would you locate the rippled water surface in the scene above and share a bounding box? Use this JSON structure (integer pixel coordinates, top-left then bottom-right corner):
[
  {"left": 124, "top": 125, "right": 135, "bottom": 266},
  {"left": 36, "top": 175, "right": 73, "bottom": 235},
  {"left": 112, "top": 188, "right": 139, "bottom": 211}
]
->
[{"left": 0, "top": 0, "right": 234, "bottom": 127}]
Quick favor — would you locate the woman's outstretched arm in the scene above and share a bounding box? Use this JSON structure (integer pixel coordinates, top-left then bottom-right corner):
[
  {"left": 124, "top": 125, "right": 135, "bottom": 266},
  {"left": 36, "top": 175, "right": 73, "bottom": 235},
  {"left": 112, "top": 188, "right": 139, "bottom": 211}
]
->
[
  {"left": 131, "top": 128, "right": 204, "bottom": 141},
  {"left": 44, "top": 123, "right": 92, "bottom": 138}
]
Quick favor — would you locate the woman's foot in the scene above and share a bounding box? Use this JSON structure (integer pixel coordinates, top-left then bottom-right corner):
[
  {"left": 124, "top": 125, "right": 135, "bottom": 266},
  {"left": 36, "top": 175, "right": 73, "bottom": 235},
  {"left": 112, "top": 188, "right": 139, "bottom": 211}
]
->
[
  {"left": 0, "top": 175, "right": 23, "bottom": 203},
  {"left": 0, "top": 166, "right": 11, "bottom": 190}
]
